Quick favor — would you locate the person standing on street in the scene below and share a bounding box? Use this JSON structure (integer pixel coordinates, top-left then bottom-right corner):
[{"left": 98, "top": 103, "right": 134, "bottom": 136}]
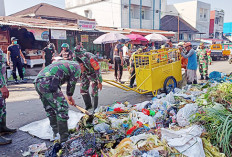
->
[
  {"left": 123, "top": 42, "right": 130, "bottom": 71},
  {"left": 113, "top": 39, "right": 124, "bottom": 82},
  {"left": 197, "top": 43, "right": 209, "bottom": 80},
  {"left": 180, "top": 42, "right": 198, "bottom": 84},
  {"left": 0, "top": 48, "right": 17, "bottom": 145},
  {"left": 7, "top": 37, "right": 27, "bottom": 84},
  {"left": 73, "top": 45, "right": 103, "bottom": 110},
  {"left": 34, "top": 60, "right": 85, "bottom": 143},
  {"left": 59, "top": 43, "right": 73, "bottom": 60},
  {"left": 129, "top": 48, "right": 143, "bottom": 88},
  {"left": 42, "top": 42, "right": 56, "bottom": 67}
]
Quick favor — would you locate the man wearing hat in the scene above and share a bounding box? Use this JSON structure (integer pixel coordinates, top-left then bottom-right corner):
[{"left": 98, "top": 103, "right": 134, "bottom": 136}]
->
[
  {"left": 180, "top": 42, "right": 198, "bottom": 84},
  {"left": 113, "top": 39, "right": 125, "bottom": 82},
  {"left": 197, "top": 43, "right": 209, "bottom": 80},
  {"left": 34, "top": 60, "right": 85, "bottom": 143},
  {"left": 73, "top": 45, "right": 103, "bottom": 110},
  {"left": 7, "top": 37, "right": 27, "bottom": 84}
]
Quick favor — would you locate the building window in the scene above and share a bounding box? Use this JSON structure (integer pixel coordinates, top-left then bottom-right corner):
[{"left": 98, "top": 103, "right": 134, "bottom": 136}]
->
[
  {"left": 141, "top": 10, "right": 145, "bottom": 19},
  {"left": 179, "top": 34, "right": 184, "bottom": 40},
  {"left": 200, "top": 8, "right": 203, "bottom": 18},
  {"left": 130, "top": 8, "right": 135, "bottom": 19},
  {"left": 188, "top": 34, "right": 192, "bottom": 40}
]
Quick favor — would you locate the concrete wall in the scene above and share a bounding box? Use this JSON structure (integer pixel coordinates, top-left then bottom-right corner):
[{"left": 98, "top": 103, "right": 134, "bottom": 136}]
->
[
  {"left": 0, "top": 0, "right": 5, "bottom": 16},
  {"left": 66, "top": 0, "right": 161, "bottom": 29},
  {"left": 67, "top": 0, "right": 122, "bottom": 28}
]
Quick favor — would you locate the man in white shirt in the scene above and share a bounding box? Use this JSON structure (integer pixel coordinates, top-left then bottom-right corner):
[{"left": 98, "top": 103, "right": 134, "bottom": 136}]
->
[{"left": 123, "top": 42, "right": 130, "bottom": 71}]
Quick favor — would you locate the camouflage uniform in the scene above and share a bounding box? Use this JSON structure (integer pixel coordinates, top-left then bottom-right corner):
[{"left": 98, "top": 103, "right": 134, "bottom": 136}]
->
[
  {"left": 197, "top": 49, "right": 209, "bottom": 77},
  {"left": 34, "top": 60, "right": 81, "bottom": 121},
  {"left": 0, "top": 49, "right": 6, "bottom": 122},
  {"left": 73, "top": 51, "right": 102, "bottom": 97}
]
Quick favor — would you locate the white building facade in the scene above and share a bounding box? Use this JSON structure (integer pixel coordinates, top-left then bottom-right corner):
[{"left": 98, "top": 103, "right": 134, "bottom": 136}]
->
[
  {"left": 65, "top": 0, "right": 162, "bottom": 29},
  {"left": 165, "top": 0, "right": 210, "bottom": 38},
  {"left": 209, "top": 10, "right": 224, "bottom": 39},
  {"left": 0, "top": 0, "right": 5, "bottom": 16}
]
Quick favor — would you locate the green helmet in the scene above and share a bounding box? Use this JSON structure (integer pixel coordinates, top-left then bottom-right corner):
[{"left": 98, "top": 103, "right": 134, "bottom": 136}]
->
[{"left": 61, "top": 43, "right": 69, "bottom": 49}]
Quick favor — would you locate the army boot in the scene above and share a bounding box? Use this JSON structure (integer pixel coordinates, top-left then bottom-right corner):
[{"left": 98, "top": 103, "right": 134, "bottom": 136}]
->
[
  {"left": 0, "top": 117, "right": 17, "bottom": 135},
  {"left": 205, "top": 76, "right": 209, "bottom": 80},
  {"left": 48, "top": 116, "right": 58, "bottom": 139},
  {"left": 93, "top": 96, "right": 98, "bottom": 110},
  {"left": 0, "top": 136, "right": 12, "bottom": 145},
  {"left": 200, "top": 75, "right": 204, "bottom": 80},
  {"left": 57, "top": 120, "right": 69, "bottom": 143},
  {"left": 193, "top": 80, "right": 198, "bottom": 84},
  {"left": 82, "top": 93, "right": 92, "bottom": 110}
]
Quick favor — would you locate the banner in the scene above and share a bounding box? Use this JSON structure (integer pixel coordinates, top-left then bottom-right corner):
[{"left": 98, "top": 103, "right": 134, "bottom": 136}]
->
[
  {"left": 78, "top": 20, "right": 96, "bottom": 30},
  {"left": 81, "top": 35, "right": 89, "bottom": 42},
  {"left": 27, "top": 28, "right": 49, "bottom": 41},
  {"left": 51, "top": 29, "right": 67, "bottom": 40}
]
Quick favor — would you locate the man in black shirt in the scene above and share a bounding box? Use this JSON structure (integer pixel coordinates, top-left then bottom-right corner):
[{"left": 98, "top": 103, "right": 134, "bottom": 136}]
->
[
  {"left": 42, "top": 42, "right": 56, "bottom": 67},
  {"left": 113, "top": 39, "right": 124, "bottom": 82},
  {"left": 7, "top": 37, "right": 27, "bottom": 84}
]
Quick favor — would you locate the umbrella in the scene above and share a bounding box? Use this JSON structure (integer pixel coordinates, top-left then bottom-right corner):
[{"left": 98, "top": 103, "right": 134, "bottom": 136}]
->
[
  {"left": 145, "top": 33, "right": 168, "bottom": 42},
  {"left": 126, "top": 34, "right": 148, "bottom": 41},
  {"left": 93, "top": 32, "right": 130, "bottom": 44}
]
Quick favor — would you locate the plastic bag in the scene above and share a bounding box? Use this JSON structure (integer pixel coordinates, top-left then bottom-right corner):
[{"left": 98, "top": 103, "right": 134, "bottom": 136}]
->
[
  {"left": 161, "top": 125, "right": 205, "bottom": 157},
  {"left": 94, "top": 123, "right": 110, "bottom": 133},
  {"left": 177, "top": 103, "right": 198, "bottom": 127},
  {"left": 163, "top": 92, "right": 175, "bottom": 104},
  {"left": 135, "top": 101, "right": 150, "bottom": 111},
  {"left": 142, "top": 149, "right": 159, "bottom": 157}
]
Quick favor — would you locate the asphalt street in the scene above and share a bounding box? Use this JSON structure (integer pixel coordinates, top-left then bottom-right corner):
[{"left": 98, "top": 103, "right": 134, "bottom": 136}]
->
[{"left": 0, "top": 60, "right": 231, "bottom": 156}]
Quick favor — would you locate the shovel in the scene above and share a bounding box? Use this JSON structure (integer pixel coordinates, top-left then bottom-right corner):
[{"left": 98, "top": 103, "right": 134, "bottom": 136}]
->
[{"left": 65, "top": 97, "right": 94, "bottom": 123}]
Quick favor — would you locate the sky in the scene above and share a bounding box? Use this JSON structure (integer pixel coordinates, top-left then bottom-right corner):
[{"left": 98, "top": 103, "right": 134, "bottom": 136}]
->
[{"left": 3, "top": 0, "right": 232, "bottom": 22}]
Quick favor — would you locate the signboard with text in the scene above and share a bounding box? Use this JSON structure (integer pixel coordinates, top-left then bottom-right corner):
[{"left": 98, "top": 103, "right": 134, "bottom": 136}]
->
[
  {"left": 51, "top": 29, "right": 67, "bottom": 40},
  {"left": 78, "top": 20, "right": 96, "bottom": 30},
  {"left": 81, "top": 35, "right": 89, "bottom": 42}
]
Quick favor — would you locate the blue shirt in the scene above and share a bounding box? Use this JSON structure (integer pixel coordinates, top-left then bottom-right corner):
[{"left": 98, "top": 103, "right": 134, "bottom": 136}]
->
[
  {"left": 181, "top": 49, "right": 197, "bottom": 70},
  {"left": 7, "top": 44, "right": 21, "bottom": 60}
]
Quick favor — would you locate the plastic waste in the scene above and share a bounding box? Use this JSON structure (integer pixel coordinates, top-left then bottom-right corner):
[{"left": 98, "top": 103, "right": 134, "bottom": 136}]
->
[
  {"left": 142, "top": 149, "right": 159, "bottom": 157},
  {"left": 142, "top": 109, "right": 150, "bottom": 115},
  {"left": 177, "top": 103, "right": 198, "bottom": 127},
  {"left": 161, "top": 125, "right": 205, "bottom": 157},
  {"left": 94, "top": 123, "right": 110, "bottom": 133},
  {"left": 135, "top": 101, "right": 150, "bottom": 111}
]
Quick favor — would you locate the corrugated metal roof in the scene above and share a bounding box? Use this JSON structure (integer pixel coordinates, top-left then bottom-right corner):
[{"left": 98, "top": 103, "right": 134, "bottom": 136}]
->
[
  {"left": 10, "top": 3, "right": 88, "bottom": 21},
  {"left": 0, "top": 16, "right": 80, "bottom": 31}
]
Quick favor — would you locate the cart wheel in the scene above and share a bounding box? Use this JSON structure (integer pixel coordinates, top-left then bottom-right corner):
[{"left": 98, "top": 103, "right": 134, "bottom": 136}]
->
[{"left": 164, "top": 76, "right": 177, "bottom": 94}]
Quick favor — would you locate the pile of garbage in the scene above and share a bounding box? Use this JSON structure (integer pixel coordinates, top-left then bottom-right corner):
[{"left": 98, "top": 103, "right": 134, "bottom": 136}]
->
[{"left": 24, "top": 72, "right": 232, "bottom": 157}]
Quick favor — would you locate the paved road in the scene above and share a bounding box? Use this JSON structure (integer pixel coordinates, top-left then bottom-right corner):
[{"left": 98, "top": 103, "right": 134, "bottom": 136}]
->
[{"left": 0, "top": 60, "right": 231, "bottom": 156}]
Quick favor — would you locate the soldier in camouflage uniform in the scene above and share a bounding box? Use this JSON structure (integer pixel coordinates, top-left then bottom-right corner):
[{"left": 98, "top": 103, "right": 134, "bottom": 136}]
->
[
  {"left": 73, "top": 45, "right": 103, "bottom": 111},
  {"left": 197, "top": 43, "right": 209, "bottom": 80},
  {"left": 0, "top": 48, "right": 16, "bottom": 145},
  {"left": 34, "top": 60, "right": 85, "bottom": 142}
]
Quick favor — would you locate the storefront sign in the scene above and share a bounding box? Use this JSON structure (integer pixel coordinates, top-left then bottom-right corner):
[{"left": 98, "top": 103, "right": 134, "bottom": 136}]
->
[
  {"left": 78, "top": 20, "right": 96, "bottom": 30},
  {"left": 81, "top": 35, "right": 89, "bottom": 42},
  {"left": 51, "top": 29, "right": 67, "bottom": 40},
  {"left": 27, "top": 28, "right": 49, "bottom": 41}
]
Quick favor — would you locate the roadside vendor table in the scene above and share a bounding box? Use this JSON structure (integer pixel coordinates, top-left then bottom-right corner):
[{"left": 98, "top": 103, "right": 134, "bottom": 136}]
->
[{"left": 26, "top": 59, "right": 45, "bottom": 68}]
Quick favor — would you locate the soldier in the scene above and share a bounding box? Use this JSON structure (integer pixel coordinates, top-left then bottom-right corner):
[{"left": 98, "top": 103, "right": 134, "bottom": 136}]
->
[
  {"left": 34, "top": 60, "right": 85, "bottom": 143},
  {"left": 59, "top": 43, "right": 73, "bottom": 60},
  {"left": 197, "top": 43, "right": 209, "bottom": 80},
  {"left": 73, "top": 45, "right": 103, "bottom": 111},
  {"left": 0, "top": 48, "right": 17, "bottom": 145}
]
